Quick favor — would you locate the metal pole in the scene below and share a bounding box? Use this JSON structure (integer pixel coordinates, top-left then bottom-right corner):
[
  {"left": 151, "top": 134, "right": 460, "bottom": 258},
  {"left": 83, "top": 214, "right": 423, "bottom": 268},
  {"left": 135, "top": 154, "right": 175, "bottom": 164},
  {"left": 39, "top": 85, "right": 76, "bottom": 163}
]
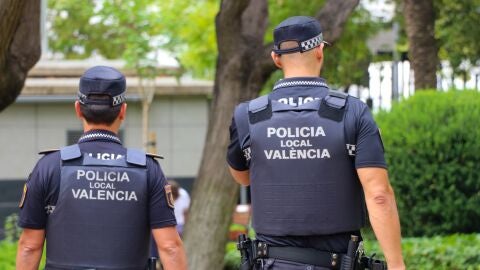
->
[
  {"left": 240, "top": 186, "right": 248, "bottom": 204},
  {"left": 41, "top": 0, "right": 48, "bottom": 56},
  {"left": 391, "top": 22, "right": 400, "bottom": 101}
]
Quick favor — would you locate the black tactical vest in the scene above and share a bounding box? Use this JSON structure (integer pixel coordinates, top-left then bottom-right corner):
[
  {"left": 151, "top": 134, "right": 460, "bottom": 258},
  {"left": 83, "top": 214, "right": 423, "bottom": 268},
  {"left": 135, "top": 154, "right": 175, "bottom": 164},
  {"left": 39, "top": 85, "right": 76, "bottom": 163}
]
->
[
  {"left": 45, "top": 144, "right": 150, "bottom": 270},
  {"left": 235, "top": 91, "right": 366, "bottom": 236}
]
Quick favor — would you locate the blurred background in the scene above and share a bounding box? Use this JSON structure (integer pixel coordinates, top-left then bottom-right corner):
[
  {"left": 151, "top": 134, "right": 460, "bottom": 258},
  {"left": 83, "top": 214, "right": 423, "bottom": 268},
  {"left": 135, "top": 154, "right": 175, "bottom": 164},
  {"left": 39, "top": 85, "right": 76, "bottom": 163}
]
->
[{"left": 0, "top": 0, "right": 479, "bottom": 269}]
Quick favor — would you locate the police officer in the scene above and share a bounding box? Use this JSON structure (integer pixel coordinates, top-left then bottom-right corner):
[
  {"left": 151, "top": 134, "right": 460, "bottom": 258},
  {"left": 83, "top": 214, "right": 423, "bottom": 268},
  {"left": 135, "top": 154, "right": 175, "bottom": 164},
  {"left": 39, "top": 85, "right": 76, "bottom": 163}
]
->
[
  {"left": 227, "top": 16, "right": 405, "bottom": 269},
  {"left": 16, "top": 66, "right": 187, "bottom": 270}
]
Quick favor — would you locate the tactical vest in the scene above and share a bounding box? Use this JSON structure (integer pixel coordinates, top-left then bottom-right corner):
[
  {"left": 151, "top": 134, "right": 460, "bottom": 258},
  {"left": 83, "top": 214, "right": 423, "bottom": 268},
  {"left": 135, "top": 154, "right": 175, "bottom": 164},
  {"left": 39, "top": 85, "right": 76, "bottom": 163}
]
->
[
  {"left": 234, "top": 91, "right": 366, "bottom": 236},
  {"left": 46, "top": 144, "right": 150, "bottom": 270}
]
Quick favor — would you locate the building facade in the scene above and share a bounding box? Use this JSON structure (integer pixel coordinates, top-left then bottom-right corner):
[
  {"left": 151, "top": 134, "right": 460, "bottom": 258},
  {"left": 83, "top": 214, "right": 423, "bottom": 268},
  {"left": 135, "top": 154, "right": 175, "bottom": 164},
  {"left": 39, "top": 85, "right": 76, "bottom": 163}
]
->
[{"left": 0, "top": 60, "right": 213, "bottom": 237}]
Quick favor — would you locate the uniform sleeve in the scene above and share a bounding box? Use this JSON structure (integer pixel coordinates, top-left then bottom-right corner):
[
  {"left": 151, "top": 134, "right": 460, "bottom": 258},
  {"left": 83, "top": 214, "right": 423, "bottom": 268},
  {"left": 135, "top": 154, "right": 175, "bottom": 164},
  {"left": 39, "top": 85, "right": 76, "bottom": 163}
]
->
[
  {"left": 227, "top": 117, "right": 249, "bottom": 171},
  {"left": 148, "top": 159, "right": 177, "bottom": 229},
  {"left": 18, "top": 160, "right": 49, "bottom": 229},
  {"left": 354, "top": 105, "right": 388, "bottom": 169}
]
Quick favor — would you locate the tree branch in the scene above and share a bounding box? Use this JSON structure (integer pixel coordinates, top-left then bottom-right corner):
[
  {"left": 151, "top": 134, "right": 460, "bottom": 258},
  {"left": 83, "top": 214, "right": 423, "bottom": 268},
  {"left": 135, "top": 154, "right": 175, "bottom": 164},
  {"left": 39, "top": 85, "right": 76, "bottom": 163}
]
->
[
  {"left": 316, "top": 0, "right": 360, "bottom": 42},
  {"left": 0, "top": 0, "right": 41, "bottom": 112}
]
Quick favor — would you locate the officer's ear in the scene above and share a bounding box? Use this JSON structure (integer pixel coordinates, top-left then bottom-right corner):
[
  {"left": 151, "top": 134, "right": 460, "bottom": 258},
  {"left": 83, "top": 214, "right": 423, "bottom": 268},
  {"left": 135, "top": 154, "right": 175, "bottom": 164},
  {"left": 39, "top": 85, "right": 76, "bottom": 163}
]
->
[
  {"left": 271, "top": 51, "right": 283, "bottom": 69},
  {"left": 314, "top": 43, "right": 324, "bottom": 61},
  {"left": 118, "top": 103, "right": 127, "bottom": 121},
  {"left": 74, "top": 101, "right": 84, "bottom": 120}
]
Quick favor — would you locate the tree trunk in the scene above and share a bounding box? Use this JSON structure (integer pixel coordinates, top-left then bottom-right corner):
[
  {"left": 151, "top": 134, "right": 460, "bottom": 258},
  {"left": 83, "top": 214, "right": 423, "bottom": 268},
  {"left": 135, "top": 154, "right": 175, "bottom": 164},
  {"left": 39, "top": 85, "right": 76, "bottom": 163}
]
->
[
  {"left": 183, "top": 0, "right": 359, "bottom": 269},
  {"left": 0, "top": 0, "right": 41, "bottom": 112},
  {"left": 403, "top": 0, "right": 438, "bottom": 90}
]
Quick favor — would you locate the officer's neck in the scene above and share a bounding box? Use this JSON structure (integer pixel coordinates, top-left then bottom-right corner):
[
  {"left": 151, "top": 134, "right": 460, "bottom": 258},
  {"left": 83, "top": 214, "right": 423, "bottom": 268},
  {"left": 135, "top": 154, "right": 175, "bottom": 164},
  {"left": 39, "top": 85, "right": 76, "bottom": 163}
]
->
[
  {"left": 83, "top": 121, "right": 120, "bottom": 135},
  {"left": 282, "top": 67, "right": 321, "bottom": 78}
]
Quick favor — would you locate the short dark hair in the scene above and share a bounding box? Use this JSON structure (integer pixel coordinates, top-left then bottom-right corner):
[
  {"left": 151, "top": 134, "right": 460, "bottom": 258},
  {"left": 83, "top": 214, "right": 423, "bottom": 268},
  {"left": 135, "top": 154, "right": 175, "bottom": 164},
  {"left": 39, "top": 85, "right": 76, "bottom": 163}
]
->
[
  {"left": 168, "top": 180, "right": 180, "bottom": 201},
  {"left": 79, "top": 94, "right": 121, "bottom": 125}
]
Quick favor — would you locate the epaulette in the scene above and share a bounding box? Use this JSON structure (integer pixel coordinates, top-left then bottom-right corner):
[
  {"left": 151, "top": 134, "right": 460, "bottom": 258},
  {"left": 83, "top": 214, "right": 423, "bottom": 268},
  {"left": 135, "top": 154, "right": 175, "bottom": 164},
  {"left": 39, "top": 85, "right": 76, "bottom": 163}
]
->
[
  {"left": 147, "top": 153, "right": 164, "bottom": 159},
  {"left": 38, "top": 149, "right": 60, "bottom": 155}
]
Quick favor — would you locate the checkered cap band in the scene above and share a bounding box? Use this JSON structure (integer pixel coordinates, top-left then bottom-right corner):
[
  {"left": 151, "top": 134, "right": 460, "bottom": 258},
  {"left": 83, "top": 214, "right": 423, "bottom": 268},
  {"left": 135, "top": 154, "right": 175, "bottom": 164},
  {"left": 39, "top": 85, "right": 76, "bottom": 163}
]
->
[
  {"left": 78, "top": 92, "right": 88, "bottom": 105},
  {"left": 346, "top": 144, "right": 356, "bottom": 156},
  {"left": 112, "top": 93, "right": 126, "bottom": 106},
  {"left": 300, "top": 33, "right": 324, "bottom": 52},
  {"left": 78, "top": 91, "right": 126, "bottom": 106}
]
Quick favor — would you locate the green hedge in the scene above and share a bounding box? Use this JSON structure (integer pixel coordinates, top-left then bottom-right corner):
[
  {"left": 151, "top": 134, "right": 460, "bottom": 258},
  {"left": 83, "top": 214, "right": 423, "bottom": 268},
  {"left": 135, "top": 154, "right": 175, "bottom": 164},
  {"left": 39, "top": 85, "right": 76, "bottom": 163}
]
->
[
  {"left": 364, "top": 234, "right": 480, "bottom": 270},
  {"left": 376, "top": 90, "right": 480, "bottom": 237},
  {"left": 0, "top": 241, "right": 17, "bottom": 270},
  {"left": 224, "top": 234, "right": 480, "bottom": 270},
  {"left": 0, "top": 240, "right": 46, "bottom": 270}
]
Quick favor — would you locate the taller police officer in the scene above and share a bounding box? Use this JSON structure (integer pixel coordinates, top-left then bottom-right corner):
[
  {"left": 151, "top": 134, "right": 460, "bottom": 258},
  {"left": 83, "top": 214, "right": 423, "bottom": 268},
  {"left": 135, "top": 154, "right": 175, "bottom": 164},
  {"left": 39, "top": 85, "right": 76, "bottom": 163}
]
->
[
  {"left": 16, "top": 66, "right": 187, "bottom": 270},
  {"left": 227, "top": 16, "right": 405, "bottom": 270}
]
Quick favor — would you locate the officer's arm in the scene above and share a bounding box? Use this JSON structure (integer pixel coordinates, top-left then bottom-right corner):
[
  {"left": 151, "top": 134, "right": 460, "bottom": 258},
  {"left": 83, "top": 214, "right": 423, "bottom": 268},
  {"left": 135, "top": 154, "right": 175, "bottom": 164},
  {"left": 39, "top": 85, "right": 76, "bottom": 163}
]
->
[
  {"left": 228, "top": 166, "right": 250, "bottom": 186},
  {"left": 152, "top": 226, "right": 187, "bottom": 270},
  {"left": 16, "top": 229, "right": 45, "bottom": 270},
  {"left": 357, "top": 167, "right": 405, "bottom": 270}
]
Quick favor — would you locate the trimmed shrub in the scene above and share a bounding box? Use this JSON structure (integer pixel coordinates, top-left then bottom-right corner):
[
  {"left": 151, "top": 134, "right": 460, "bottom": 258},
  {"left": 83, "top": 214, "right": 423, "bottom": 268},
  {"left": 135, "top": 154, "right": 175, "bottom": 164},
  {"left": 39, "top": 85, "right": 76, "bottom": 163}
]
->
[
  {"left": 363, "top": 234, "right": 480, "bottom": 270},
  {"left": 376, "top": 90, "right": 480, "bottom": 237}
]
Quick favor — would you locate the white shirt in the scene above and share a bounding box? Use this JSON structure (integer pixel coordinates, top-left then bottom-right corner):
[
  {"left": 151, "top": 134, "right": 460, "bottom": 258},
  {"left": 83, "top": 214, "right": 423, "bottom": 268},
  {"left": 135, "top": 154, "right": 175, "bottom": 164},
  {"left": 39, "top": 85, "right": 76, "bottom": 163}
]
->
[{"left": 174, "top": 188, "right": 190, "bottom": 225}]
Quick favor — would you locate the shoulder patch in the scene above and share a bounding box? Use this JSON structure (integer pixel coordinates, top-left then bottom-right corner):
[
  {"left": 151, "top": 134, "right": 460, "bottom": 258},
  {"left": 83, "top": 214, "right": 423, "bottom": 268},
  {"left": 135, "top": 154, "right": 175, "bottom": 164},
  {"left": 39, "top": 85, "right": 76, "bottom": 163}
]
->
[
  {"left": 19, "top": 183, "right": 27, "bottom": 208},
  {"left": 38, "top": 149, "right": 60, "bottom": 155},
  {"left": 147, "top": 153, "right": 164, "bottom": 159},
  {"left": 164, "top": 184, "right": 175, "bottom": 208}
]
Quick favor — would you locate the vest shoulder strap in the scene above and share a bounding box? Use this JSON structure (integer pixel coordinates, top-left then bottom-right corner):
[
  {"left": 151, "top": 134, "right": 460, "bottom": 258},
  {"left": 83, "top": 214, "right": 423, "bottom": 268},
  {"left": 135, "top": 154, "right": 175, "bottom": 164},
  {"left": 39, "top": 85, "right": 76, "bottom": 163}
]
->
[
  {"left": 126, "top": 148, "right": 147, "bottom": 166},
  {"left": 38, "top": 149, "right": 59, "bottom": 155},
  {"left": 234, "top": 103, "right": 250, "bottom": 149},
  {"left": 146, "top": 153, "right": 164, "bottom": 159},
  {"left": 60, "top": 144, "right": 82, "bottom": 161},
  {"left": 319, "top": 90, "right": 348, "bottom": 122},
  {"left": 248, "top": 95, "right": 272, "bottom": 124}
]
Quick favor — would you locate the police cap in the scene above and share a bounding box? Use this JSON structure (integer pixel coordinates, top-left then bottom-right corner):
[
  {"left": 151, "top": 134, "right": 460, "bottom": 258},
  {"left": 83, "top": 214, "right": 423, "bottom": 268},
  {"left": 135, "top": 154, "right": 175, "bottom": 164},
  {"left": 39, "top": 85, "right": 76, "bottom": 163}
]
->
[
  {"left": 273, "top": 16, "right": 330, "bottom": 55},
  {"left": 78, "top": 66, "right": 126, "bottom": 106}
]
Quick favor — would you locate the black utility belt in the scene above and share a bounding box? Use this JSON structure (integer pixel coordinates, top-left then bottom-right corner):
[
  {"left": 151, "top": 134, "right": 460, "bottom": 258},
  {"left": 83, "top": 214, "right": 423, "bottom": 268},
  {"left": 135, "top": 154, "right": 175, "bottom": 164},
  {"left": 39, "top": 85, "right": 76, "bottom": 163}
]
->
[{"left": 254, "top": 242, "right": 345, "bottom": 269}]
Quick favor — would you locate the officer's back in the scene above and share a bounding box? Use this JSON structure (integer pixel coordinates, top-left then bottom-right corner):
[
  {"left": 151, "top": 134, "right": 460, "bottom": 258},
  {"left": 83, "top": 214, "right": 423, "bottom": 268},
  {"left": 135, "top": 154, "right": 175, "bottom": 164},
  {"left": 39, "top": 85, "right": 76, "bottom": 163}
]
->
[
  {"left": 16, "top": 66, "right": 187, "bottom": 270},
  {"left": 228, "top": 16, "right": 405, "bottom": 270}
]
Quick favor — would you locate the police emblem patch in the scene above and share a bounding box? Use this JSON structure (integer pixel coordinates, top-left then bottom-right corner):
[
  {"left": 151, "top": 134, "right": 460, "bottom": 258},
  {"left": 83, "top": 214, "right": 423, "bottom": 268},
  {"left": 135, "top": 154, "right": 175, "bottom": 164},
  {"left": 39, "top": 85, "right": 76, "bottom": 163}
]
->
[
  {"left": 165, "top": 184, "right": 175, "bottom": 209},
  {"left": 19, "top": 183, "right": 27, "bottom": 208},
  {"left": 378, "top": 128, "right": 385, "bottom": 151}
]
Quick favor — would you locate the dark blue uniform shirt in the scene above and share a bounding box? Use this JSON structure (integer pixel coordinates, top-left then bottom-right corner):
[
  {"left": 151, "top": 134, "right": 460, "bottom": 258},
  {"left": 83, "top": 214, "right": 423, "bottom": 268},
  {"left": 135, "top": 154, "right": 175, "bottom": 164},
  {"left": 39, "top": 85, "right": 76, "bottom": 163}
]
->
[
  {"left": 227, "top": 77, "right": 387, "bottom": 253},
  {"left": 19, "top": 129, "right": 176, "bottom": 230}
]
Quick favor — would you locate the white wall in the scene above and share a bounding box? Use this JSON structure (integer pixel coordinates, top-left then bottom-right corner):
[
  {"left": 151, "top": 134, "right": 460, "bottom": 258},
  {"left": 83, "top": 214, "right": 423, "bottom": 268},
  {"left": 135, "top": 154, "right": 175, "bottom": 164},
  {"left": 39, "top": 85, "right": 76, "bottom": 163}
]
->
[{"left": 0, "top": 96, "right": 209, "bottom": 180}]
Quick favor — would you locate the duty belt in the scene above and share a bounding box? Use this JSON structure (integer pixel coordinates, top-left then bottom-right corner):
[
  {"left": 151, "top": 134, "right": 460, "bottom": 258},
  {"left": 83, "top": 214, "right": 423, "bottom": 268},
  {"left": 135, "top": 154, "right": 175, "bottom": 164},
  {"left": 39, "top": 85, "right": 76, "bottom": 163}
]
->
[{"left": 255, "top": 242, "right": 345, "bottom": 269}]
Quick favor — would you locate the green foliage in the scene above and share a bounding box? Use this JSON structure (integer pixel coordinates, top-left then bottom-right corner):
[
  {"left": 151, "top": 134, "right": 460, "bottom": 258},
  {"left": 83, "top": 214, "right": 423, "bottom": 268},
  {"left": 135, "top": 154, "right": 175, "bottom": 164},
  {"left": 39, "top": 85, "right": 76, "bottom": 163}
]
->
[
  {"left": 49, "top": 0, "right": 172, "bottom": 77},
  {"left": 224, "top": 241, "right": 241, "bottom": 270},
  {"left": 392, "top": 0, "right": 480, "bottom": 75},
  {"left": 223, "top": 234, "right": 480, "bottom": 270},
  {"left": 0, "top": 241, "right": 16, "bottom": 270},
  {"left": 322, "top": 7, "right": 380, "bottom": 88},
  {"left": 364, "top": 234, "right": 480, "bottom": 270},
  {"left": 48, "top": 0, "right": 381, "bottom": 85},
  {"left": 0, "top": 240, "right": 46, "bottom": 270},
  {"left": 435, "top": 0, "right": 480, "bottom": 73},
  {"left": 4, "top": 214, "right": 21, "bottom": 242},
  {"left": 376, "top": 90, "right": 480, "bottom": 236}
]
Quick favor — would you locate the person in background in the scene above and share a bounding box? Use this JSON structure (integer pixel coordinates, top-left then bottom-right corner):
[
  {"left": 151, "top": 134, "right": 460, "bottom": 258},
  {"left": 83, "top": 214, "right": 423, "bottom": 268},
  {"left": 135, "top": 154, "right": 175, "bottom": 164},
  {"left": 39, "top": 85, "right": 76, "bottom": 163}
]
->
[{"left": 169, "top": 180, "right": 191, "bottom": 236}]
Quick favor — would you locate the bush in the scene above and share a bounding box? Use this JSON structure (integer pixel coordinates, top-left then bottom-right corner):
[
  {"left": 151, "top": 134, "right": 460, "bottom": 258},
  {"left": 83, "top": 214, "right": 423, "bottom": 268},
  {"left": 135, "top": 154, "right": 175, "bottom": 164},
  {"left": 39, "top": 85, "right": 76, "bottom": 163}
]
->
[
  {"left": 0, "top": 240, "right": 46, "bottom": 270},
  {"left": 363, "top": 234, "right": 480, "bottom": 270},
  {"left": 376, "top": 90, "right": 480, "bottom": 237},
  {"left": 0, "top": 241, "right": 16, "bottom": 270}
]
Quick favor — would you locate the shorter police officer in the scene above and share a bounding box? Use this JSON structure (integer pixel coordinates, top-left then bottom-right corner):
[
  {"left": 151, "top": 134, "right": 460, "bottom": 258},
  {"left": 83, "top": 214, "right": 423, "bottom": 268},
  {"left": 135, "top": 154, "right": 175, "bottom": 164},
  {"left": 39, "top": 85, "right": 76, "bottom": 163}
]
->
[
  {"left": 16, "top": 66, "right": 187, "bottom": 270},
  {"left": 227, "top": 16, "right": 405, "bottom": 269}
]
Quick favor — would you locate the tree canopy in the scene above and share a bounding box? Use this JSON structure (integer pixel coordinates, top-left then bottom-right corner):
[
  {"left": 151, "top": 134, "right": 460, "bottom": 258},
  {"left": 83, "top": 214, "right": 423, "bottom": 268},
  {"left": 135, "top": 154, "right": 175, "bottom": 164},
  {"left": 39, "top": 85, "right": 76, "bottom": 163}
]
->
[
  {"left": 48, "top": 0, "right": 380, "bottom": 87},
  {"left": 435, "top": 0, "right": 480, "bottom": 74}
]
